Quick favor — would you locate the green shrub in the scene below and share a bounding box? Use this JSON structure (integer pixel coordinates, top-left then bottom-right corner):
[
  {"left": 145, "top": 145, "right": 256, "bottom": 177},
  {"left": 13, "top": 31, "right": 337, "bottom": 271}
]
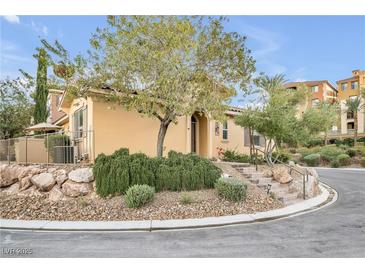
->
[
  {"left": 343, "top": 138, "right": 354, "bottom": 147},
  {"left": 303, "top": 153, "right": 321, "bottom": 167},
  {"left": 124, "top": 185, "right": 155, "bottom": 208},
  {"left": 360, "top": 157, "right": 365, "bottom": 167},
  {"left": 93, "top": 148, "right": 222, "bottom": 197},
  {"left": 354, "top": 145, "right": 365, "bottom": 156},
  {"left": 215, "top": 178, "right": 247, "bottom": 202},
  {"left": 298, "top": 147, "right": 321, "bottom": 159},
  {"left": 337, "top": 154, "right": 350, "bottom": 166},
  {"left": 319, "top": 146, "right": 344, "bottom": 162},
  {"left": 346, "top": 148, "right": 357, "bottom": 157},
  {"left": 305, "top": 138, "right": 324, "bottom": 148},
  {"left": 179, "top": 192, "right": 194, "bottom": 205},
  {"left": 222, "top": 149, "right": 251, "bottom": 163},
  {"left": 272, "top": 151, "right": 290, "bottom": 163},
  {"left": 330, "top": 159, "right": 340, "bottom": 168}
]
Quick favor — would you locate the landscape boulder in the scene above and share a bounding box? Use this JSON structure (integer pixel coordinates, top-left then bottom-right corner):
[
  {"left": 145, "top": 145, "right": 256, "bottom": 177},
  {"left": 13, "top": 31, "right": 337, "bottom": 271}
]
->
[
  {"left": 49, "top": 185, "right": 65, "bottom": 202},
  {"left": 289, "top": 176, "right": 320, "bottom": 199},
  {"left": 1, "top": 165, "right": 23, "bottom": 187},
  {"left": 68, "top": 168, "right": 94, "bottom": 183},
  {"left": 19, "top": 175, "right": 33, "bottom": 191},
  {"left": 55, "top": 169, "right": 68, "bottom": 186},
  {"left": 263, "top": 169, "right": 273, "bottom": 178},
  {"left": 31, "top": 173, "right": 56, "bottom": 191},
  {"left": 62, "top": 180, "right": 93, "bottom": 197},
  {"left": 272, "top": 167, "right": 293, "bottom": 184}
]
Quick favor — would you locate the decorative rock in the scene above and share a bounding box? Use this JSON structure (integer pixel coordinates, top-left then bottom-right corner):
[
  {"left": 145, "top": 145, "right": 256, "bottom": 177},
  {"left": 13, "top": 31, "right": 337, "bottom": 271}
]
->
[
  {"left": 19, "top": 175, "right": 33, "bottom": 191},
  {"left": 3, "top": 182, "right": 20, "bottom": 195},
  {"left": 49, "top": 186, "right": 65, "bottom": 202},
  {"left": 272, "top": 167, "right": 293, "bottom": 184},
  {"left": 263, "top": 169, "right": 273, "bottom": 178},
  {"left": 289, "top": 177, "right": 320, "bottom": 199},
  {"left": 31, "top": 173, "right": 56, "bottom": 191},
  {"left": 1, "top": 165, "right": 22, "bottom": 187},
  {"left": 18, "top": 185, "right": 42, "bottom": 197},
  {"left": 55, "top": 170, "right": 68, "bottom": 186},
  {"left": 17, "top": 165, "right": 36, "bottom": 181},
  {"left": 68, "top": 168, "right": 94, "bottom": 183},
  {"left": 62, "top": 180, "right": 93, "bottom": 197}
]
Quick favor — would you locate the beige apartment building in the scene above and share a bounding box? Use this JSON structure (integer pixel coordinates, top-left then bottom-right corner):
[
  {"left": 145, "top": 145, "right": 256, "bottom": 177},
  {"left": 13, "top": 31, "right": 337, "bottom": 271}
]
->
[{"left": 335, "top": 69, "right": 365, "bottom": 139}]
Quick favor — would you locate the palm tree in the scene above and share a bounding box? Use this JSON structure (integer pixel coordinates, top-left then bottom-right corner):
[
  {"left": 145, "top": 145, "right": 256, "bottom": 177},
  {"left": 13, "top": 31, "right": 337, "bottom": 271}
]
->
[{"left": 345, "top": 96, "right": 362, "bottom": 145}]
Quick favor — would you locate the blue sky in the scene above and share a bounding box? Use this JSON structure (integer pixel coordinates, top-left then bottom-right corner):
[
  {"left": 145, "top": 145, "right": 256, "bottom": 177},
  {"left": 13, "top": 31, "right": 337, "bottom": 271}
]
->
[{"left": 1, "top": 15, "right": 364, "bottom": 105}]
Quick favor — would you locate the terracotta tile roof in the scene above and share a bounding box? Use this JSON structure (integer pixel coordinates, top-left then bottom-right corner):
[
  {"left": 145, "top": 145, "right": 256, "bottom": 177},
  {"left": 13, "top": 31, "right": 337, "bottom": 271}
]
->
[
  {"left": 284, "top": 80, "right": 338, "bottom": 92},
  {"left": 336, "top": 76, "right": 358, "bottom": 83}
]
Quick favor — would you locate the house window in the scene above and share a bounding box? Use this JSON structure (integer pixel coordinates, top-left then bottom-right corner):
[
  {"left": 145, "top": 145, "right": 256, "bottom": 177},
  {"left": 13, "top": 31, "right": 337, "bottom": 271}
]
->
[
  {"left": 351, "top": 81, "right": 358, "bottom": 89},
  {"left": 253, "top": 135, "right": 260, "bottom": 146},
  {"left": 222, "top": 121, "right": 228, "bottom": 140},
  {"left": 311, "top": 85, "right": 319, "bottom": 92},
  {"left": 73, "top": 107, "right": 87, "bottom": 138},
  {"left": 347, "top": 122, "right": 354, "bottom": 130},
  {"left": 341, "top": 83, "right": 348, "bottom": 91},
  {"left": 312, "top": 99, "right": 320, "bottom": 107},
  {"left": 347, "top": 112, "right": 354, "bottom": 119}
]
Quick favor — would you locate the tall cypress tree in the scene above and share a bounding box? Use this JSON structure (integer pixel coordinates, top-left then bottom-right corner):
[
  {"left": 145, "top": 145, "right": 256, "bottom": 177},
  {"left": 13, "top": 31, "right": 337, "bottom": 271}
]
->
[{"left": 33, "top": 48, "right": 48, "bottom": 124}]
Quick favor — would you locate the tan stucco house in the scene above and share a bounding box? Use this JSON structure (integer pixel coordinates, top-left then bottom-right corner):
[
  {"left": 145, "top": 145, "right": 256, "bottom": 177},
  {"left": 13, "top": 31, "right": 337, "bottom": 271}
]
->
[{"left": 49, "top": 88, "right": 265, "bottom": 162}]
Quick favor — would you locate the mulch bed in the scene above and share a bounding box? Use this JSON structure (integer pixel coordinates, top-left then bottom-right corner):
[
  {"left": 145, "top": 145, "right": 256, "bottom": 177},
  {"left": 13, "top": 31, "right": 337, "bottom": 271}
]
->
[{"left": 0, "top": 185, "right": 283, "bottom": 221}]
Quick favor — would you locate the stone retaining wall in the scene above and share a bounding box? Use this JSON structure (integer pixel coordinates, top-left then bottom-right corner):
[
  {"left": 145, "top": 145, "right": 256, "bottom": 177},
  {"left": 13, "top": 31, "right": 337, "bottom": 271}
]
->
[{"left": 0, "top": 164, "right": 95, "bottom": 201}]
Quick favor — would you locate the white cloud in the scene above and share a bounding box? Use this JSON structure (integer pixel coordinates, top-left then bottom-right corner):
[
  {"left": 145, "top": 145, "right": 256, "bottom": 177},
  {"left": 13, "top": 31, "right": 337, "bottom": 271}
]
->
[
  {"left": 2, "top": 15, "right": 20, "bottom": 24},
  {"left": 30, "top": 20, "right": 48, "bottom": 36}
]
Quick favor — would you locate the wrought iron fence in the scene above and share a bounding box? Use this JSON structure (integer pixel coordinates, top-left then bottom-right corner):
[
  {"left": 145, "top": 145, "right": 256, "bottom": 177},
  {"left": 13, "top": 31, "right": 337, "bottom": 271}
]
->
[{"left": 0, "top": 130, "right": 94, "bottom": 165}]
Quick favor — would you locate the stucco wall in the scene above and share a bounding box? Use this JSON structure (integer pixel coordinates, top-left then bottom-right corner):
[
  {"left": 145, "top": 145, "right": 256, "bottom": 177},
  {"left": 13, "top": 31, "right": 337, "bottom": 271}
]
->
[
  {"left": 92, "top": 99, "right": 188, "bottom": 157},
  {"left": 212, "top": 115, "right": 251, "bottom": 158}
]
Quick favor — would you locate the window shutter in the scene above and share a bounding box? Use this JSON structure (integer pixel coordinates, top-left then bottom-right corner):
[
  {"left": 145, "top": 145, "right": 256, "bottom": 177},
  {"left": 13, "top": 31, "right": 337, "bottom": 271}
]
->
[
  {"left": 259, "top": 135, "right": 266, "bottom": 147},
  {"left": 244, "top": 128, "right": 250, "bottom": 147}
]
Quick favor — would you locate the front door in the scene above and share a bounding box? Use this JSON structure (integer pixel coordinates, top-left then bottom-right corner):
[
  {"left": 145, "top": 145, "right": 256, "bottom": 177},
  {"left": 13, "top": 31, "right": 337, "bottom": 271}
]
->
[{"left": 191, "top": 116, "right": 197, "bottom": 153}]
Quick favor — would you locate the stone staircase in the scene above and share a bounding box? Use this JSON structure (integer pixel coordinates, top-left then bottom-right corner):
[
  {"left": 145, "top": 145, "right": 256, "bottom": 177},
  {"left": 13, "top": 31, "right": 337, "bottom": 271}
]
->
[{"left": 232, "top": 165, "right": 303, "bottom": 205}]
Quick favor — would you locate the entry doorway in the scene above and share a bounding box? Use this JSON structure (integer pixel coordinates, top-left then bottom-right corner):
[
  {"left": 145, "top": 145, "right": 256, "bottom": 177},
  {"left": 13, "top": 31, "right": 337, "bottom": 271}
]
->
[{"left": 191, "top": 116, "right": 197, "bottom": 153}]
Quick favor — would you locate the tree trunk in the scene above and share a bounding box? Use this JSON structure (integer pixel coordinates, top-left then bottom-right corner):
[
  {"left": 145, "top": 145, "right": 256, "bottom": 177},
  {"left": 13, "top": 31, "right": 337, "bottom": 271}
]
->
[
  {"left": 354, "top": 113, "right": 358, "bottom": 146},
  {"left": 157, "top": 120, "right": 171, "bottom": 157},
  {"left": 324, "top": 132, "right": 328, "bottom": 145}
]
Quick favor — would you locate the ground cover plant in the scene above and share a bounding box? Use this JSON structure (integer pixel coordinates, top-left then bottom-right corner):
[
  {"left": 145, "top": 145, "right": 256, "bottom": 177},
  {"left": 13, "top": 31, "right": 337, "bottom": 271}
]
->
[
  {"left": 93, "top": 148, "right": 222, "bottom": 197},
  {"left": 124, "top": 184, "right": 155, "bottom": 208},
  {"left": 215, "top": 177, "right": 247, "bottom": 202}
]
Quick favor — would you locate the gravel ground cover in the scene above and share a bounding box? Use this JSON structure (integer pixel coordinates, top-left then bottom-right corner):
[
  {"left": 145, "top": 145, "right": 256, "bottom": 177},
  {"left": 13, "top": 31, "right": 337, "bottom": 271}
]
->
[{"left": 0, "top": 185, "right": 282, "bottom": 221}]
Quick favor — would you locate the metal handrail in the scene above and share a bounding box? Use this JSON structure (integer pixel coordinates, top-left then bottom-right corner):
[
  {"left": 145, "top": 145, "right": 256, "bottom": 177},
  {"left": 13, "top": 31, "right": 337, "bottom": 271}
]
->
[{"left": 254, "top": 146, "right": 307, "bottom": 200}]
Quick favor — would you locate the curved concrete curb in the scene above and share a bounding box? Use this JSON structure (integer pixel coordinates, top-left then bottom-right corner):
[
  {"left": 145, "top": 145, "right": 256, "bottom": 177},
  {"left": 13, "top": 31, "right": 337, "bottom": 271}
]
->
[{"left": 0, "top": 182, "right": 337, "bottom": 232}]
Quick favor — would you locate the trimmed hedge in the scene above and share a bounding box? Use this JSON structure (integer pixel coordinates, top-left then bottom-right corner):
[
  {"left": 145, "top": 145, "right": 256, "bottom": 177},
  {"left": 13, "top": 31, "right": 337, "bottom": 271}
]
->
[
  {"left": 93, "top": 148, "right": 222, "bottom": 197},
  {"left": 215, "top": 177, "right": 247, "bottom": 202},
  {"left": 303, "top": 153, "right": 321, "bottom": 167},
  {"left": 124, "top": 184, "right": 155, "bottom": 208}
]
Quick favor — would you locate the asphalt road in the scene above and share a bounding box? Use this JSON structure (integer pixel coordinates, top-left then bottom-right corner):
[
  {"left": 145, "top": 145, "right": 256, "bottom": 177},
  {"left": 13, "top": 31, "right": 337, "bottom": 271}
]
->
[{"left": 1, "top": 168, "right": 364, "bottom": 258}]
